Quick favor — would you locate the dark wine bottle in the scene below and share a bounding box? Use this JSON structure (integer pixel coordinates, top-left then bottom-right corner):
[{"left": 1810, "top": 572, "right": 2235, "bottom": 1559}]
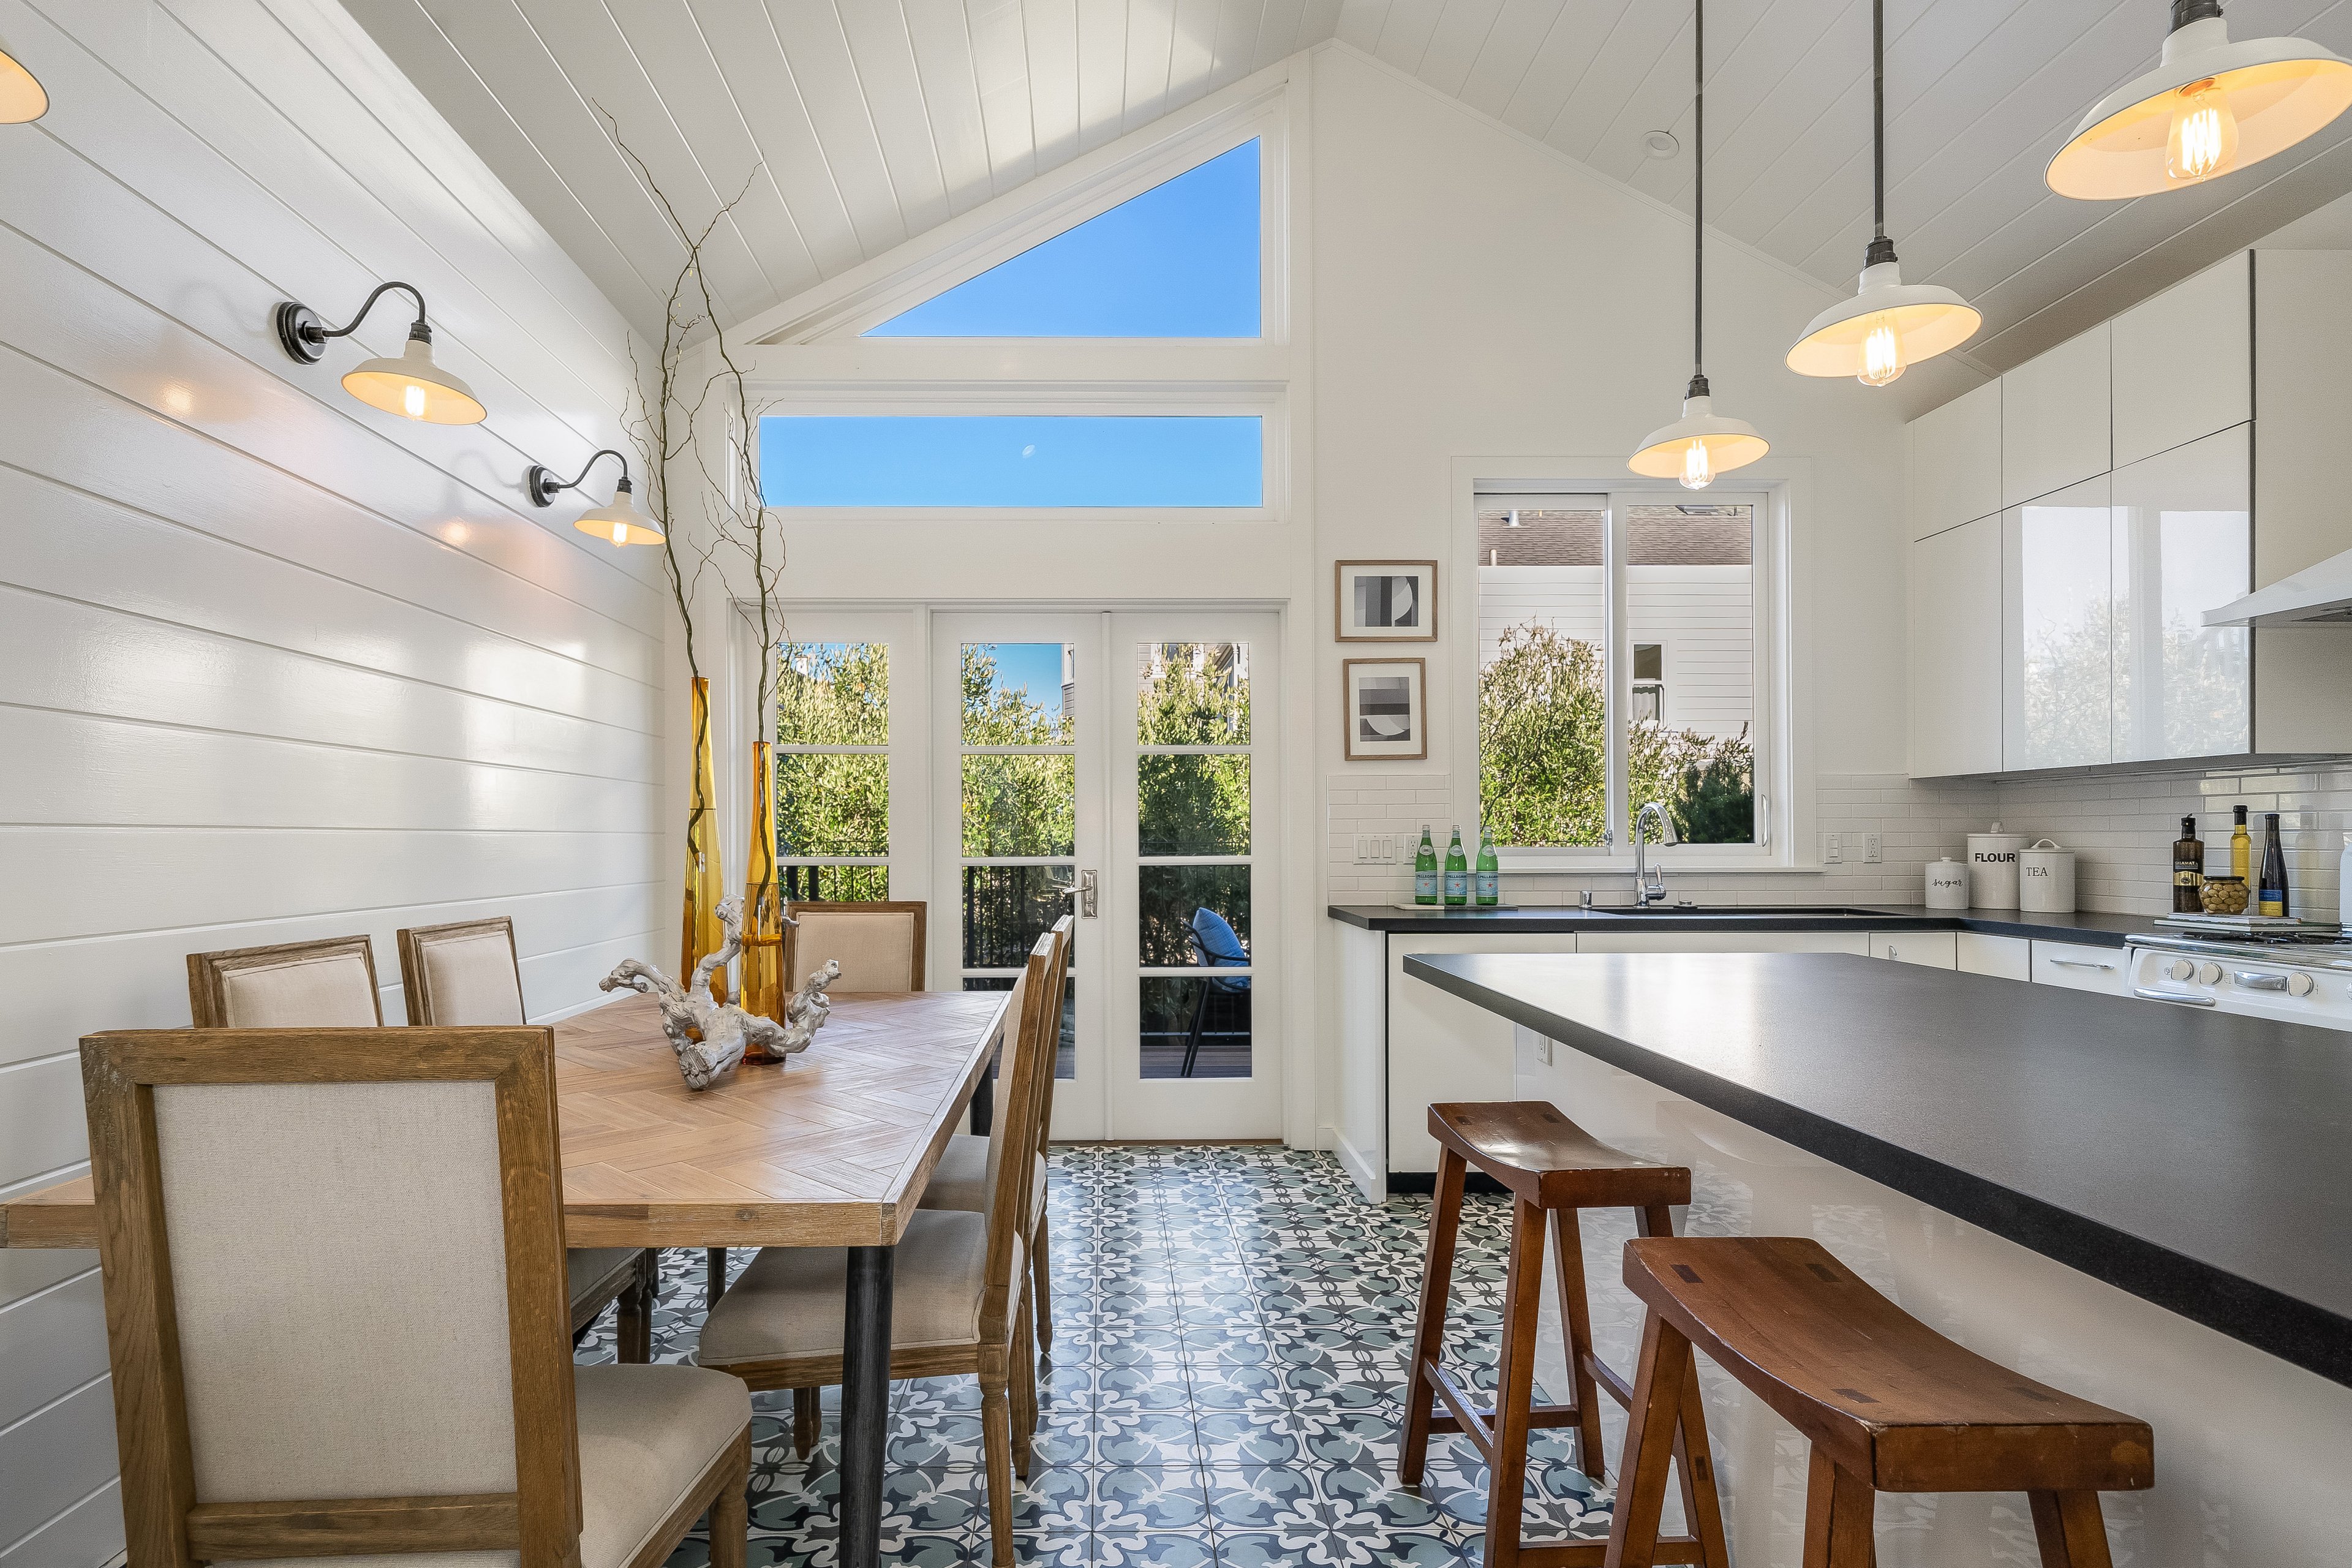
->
[
  {"left": 2258, "top": 812, "right": 2290, "bottom": 919},
  {"left": 2172, "top": 815, "right": 2204, "bottom": 914}
]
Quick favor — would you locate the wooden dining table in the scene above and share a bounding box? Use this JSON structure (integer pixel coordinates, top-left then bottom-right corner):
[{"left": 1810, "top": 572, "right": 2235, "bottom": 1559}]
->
[{"left": 0, "top": 987, "right": 1013, "bottom": 1568}]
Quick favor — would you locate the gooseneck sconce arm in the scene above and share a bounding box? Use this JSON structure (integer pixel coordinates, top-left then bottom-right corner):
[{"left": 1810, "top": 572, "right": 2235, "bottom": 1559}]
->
[
  {"left": 529, "top": 448, "right": 664, "bottom": 547},
  {"left": 273, "top": 281, "right": 487, "bottom": 426}
]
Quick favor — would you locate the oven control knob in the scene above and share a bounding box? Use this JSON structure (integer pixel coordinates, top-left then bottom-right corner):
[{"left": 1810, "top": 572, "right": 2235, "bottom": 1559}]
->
[
  {"left": 2165, "top": 959, "right": 2194, "bottom": 981},
  {"left": 2196, "top": 962, "right": 2225, "bottom": 986},
  {"left": 2288, "top": 971, "right": 2316, "bottom": 997}
]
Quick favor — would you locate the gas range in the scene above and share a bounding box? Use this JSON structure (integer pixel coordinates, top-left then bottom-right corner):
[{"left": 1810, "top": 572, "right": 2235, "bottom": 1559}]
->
[{"left": 2125, "top": 931, "right": 2352, "bottom": 1029}]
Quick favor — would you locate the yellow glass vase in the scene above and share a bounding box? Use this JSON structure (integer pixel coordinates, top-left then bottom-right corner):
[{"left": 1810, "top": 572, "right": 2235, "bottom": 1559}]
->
[
  {"left": 680, "top": 676, "right": 726, "bottom": 1003},
  {"left": 739, "top": 739, "right": 785, "bottom": 1047}
]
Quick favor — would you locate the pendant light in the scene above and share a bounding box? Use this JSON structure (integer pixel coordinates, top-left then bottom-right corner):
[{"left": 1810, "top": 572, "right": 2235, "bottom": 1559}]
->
[
  {"left": 0, "top": 42, "right": 45, "bottom": 123},
  {"left": 529, "top": 448, "right": 663, "bottom": 546},
  {"left": 1787, "top": 0, "right": 1980, "bottom": 385},
  {"left": 274, "top": 281, "right": 488, "bottom": 426},
  {"left": 2048, "top": 1, "right": 2352, "bottom": 200},
  {"left": 1631, "top": 0, "right": 1768, "bottom": 490}
]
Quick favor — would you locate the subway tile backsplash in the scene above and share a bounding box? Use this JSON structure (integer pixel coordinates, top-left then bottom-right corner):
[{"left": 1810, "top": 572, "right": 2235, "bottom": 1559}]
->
[{"left": 1327, "top": 762, "right": 2352, "bottom": 922}]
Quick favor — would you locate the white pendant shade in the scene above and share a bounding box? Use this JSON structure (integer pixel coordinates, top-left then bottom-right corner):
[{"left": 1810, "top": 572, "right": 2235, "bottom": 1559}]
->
[
  {"left": 0, "top": 47, "right": 45, "bottom": 123},
  {"left": 1628, "top": 394, "right": 1769, "bottom": 490},
  {"left": 1787, "top": 258, "right": 1982, "bottom": 382},
  {"left": 341, "top": 336, "right": 486, "bottom": 426},
  {"left": 2048, "top": 15, "right": 2352, "bottom": 200},
  {"left": 575, "top": 480, "right": 663, "bottom": 546}
]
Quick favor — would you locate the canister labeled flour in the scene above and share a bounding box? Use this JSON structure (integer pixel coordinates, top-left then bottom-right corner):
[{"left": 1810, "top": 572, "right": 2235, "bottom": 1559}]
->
[
  {"left": 1967, "top": 824, "right": 2028, "bottom": 910},
  {"left": 2020, "top": 839, "right": 2076, "bottom": 913},
  {"left": 1925, "top": 858, "right": 1970, "bottom": 909}
]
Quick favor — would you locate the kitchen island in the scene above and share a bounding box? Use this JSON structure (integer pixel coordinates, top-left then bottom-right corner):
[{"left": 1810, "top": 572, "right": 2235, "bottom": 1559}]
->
[{"left": 1402, "top": 949, "right": 2352, "bottom": 1568}]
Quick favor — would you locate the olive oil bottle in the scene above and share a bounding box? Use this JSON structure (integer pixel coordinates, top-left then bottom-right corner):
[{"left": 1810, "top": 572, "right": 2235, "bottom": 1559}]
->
[{"left": 2171, "top": 816, "right": 2204, "bottom": 914}]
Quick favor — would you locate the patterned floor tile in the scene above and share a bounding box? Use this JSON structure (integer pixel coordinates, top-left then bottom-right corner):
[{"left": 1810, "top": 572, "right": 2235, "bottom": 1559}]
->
[{"left": 582, "top": 1145, "right": 1597, "bottom": 1568}]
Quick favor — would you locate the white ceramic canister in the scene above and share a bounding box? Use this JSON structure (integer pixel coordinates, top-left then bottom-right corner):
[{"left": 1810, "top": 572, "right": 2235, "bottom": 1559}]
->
[
  {"left": 1925, "top": 858, "right": 1970, "bottom": 910},
  {"left": 1967, "top": 823, "right": 2029, "bottom": 910},
  {"left": 2019, "top": 838, "right": 2076, "bottom": 913}
]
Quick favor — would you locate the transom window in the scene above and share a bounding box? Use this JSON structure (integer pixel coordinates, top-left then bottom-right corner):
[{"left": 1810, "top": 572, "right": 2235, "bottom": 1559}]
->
[{"left": 760, "top": 413, "right": 1262, "bottom": 508}]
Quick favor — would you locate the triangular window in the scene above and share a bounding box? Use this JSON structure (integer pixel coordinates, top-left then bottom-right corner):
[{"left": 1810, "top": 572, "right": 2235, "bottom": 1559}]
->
[{"left": 864, "top": 140, "right": 1260, "bottom": 338}]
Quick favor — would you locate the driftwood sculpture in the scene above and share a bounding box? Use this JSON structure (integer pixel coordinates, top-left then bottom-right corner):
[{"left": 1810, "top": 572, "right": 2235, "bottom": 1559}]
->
[{"left": 600, "top": 897, "right": 839, "bottom": 1089}]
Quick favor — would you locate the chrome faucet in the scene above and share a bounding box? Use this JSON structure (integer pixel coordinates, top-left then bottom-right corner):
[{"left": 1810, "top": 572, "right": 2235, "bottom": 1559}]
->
[{"left": 1633, "top": 801, "right": 1679, "bottom": 907}]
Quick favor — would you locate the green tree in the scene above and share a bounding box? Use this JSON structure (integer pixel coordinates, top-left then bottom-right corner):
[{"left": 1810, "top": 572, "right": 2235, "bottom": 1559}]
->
[
  {"left": 960, "top": 644, "right": 1074, "bottom": 856},
  {"left": 1137, "top": 644, "right": 1250, "bottom": 857},
  {"left": 774, "top": 641, "right": 891, "bottom": 899}
]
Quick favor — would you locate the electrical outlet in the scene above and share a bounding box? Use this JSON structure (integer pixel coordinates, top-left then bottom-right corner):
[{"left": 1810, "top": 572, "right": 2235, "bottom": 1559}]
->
[
  {"left": 1825, "top": 832, "right": 1844, "bottom": 864},
  {"left": 1864, "top": 832, "right": 1883, "bottom": 864}
]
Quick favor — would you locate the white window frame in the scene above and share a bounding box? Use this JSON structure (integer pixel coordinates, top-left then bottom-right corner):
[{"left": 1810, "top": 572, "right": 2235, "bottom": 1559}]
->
[{"left": 1452, "top": 461, "right": 1806, "bottom": 872}]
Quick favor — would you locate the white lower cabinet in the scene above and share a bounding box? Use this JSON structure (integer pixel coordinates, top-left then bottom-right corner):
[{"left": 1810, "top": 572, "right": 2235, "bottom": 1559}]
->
[
  {"left": 1575, "top": 932, "right": 1871, "bottom": 955},
  {"left": 1868, "top": 930, "right": 1958, "bottom": 968},
  {"left": 1956, "top": 932, "right": 2031, "bottom": 979},
  {"left": 2030, "top": 939, "right": 2130, "bottom": 995}
]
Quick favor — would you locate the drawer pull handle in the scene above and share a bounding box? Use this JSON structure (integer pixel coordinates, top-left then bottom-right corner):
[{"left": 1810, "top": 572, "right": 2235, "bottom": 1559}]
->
[
  {"left": 2133, "top": 986, "right": 2216, "bottom": 1007},
  {"left": 2049, "top": 959, "right": 2116, "bottom": 971}
]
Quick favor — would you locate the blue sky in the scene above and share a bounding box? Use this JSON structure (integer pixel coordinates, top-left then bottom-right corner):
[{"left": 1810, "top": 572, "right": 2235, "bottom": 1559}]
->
[
  {"left": 761, "top": 414, "right": 1262, "bottom": 507},
  {"left": 865, "top": 140, "right": 1259, "bottom": 337},
  {"left": 977, "top": 643, "right": 1068, "bottom": 725}
]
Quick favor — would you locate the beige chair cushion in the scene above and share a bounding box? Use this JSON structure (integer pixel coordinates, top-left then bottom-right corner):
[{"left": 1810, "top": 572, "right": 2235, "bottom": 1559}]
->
[
  {"left": 418, "top": 931, "right": 524, "bottom": 1025},
  {"left": 789, "top": 909, "right": 917, "bottom": 992},
  {"left": 918, "top": 1133, "right": 1046, "bottom": 1227},
  {"left": 696, "top": 1210, "right": 1015, "bottom": 1366},
  {"left": 219, "top": 954, "right": 378, "bottom": 1028},
  {"left": 576, "top": 1363, "right": 749, "bottom": 1568},
  {"left": 568, "top": 1248, "right": 641, "bottom": 1315}
]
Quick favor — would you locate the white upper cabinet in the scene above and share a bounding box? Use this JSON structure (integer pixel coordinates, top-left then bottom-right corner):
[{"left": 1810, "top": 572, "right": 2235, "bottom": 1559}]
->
[
  {"left": 2111, "top": 424, "right": 2251, "bottom": 763},
  {"left": 1910, "top": 516, "right": 2003, "bottom": 777},
  {"left": 2002, "top": 323, "right": 2111, "bottom": 507},
  {"left": 2003, "top": 472, "right": 2114, "bottom": 770},
  {"left": 1908, "top": 380, "right": 2002, "bottom": 541},
  {"left": 2111, "top": 253, "right": 2250, "bottom": 470}
]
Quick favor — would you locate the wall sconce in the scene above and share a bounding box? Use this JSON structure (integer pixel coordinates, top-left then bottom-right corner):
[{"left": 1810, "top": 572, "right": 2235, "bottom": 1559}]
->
[
  {"left": 529, "top": 449, "right": 663, "bottom": 546},
  {"left": 0, "top": 42, "right": 46, "bottom": 123},
  {"left": 273, "top": 281, "right": 486, "bottom": 425}
]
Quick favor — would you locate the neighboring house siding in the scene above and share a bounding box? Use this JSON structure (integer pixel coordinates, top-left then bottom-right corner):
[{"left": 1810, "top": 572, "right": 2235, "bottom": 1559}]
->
[
  {"left": 1477, "top": 564, "right": 1755, "bottom": 742},
  {"left": 0, "top": 3, "right": 650, "bottom": 1562}
]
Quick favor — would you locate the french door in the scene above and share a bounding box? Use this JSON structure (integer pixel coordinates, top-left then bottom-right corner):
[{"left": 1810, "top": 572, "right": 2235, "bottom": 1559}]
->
[{"left": 932, "top": 609, "right": 1279, "bottom": 1142}]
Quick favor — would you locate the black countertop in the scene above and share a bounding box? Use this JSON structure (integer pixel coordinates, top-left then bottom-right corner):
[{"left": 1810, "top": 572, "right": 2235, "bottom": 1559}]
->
[
  {"left": 1402, "top": 950, "right": 2352, "bottom": 1388},
  {"left": 1333, "top": 902, "right": 2165, "bottom": 946}
]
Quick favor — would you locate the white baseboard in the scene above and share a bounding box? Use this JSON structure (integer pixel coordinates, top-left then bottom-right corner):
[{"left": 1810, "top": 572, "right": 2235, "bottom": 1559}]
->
[{"left": 1333, "top": 1126, "right": 1385, "bottom": 1205}]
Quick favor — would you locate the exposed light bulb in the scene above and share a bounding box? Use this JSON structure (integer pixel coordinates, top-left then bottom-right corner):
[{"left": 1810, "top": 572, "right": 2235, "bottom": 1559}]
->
[
  {"left": 2165, "top": 78, "right": 2239, "bottom": 185},
  {"left": 611, "top": 521, "right": 630, "bottom": 546},
  {"left": 1679, "top": 439, "right": 1713, "bottom": 491},
  {"left": 403, "top": 382, "right": 426, "bottom": 419},
  {"left": 1860, "top": 315, "right": 1906, "bottom": 386}
]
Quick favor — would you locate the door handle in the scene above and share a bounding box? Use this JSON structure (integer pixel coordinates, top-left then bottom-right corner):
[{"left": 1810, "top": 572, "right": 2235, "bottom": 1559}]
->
[{"left": 1063, "top": 869, "right": 1098, "bottom": 919}]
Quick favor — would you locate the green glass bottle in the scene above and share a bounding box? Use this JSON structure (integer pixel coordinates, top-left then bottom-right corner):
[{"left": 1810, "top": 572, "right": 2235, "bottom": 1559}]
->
[
  {"left": 1475, "top": 826, "right": 1500, "bottom": 907},
  {"left": 1444, "top": 826, "right": 1469, "bottom": 907},
  {"left": 1414, "top": 826, "right": 1438, "bottom": 905}
]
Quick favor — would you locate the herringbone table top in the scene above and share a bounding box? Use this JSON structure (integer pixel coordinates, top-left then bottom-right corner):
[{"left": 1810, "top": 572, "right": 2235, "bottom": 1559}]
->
[{"left": 1, "top": 989, "right": 1011, "bottom": 1253}]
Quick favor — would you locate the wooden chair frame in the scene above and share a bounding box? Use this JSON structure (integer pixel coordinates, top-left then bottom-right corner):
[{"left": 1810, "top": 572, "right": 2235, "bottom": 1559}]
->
[
  {"left": 1028, "top": 914, "right": 1074, "bottom": 1355},
  {"left": 780, "top": 900, "right": 927, "bottom": 990},
  {"left": 81, "top": 1025, "right": 748, "bottom": 1568},
  {"left": 395, "top": 916, "right": 527, "bottom": 1026},
  {"left": 186, "top": 936, "right": 382, "bottom": 1028}
]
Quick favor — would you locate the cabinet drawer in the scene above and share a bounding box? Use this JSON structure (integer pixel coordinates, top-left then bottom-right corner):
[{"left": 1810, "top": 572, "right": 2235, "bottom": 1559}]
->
[
  {"left": 1870, "top": 931, "right": 1956, "bottom": 968},
  {"left": 2032, "top": 940, "right": 2128, "bottom": 994},
  {"left": 1956, "top": 932, "right": 2030, "bottom": 980}
]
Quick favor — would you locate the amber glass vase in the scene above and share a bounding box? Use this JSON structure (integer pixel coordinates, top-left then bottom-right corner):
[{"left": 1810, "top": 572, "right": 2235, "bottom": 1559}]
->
[
  {"left": 681, "top": 676, "right": 726, "bottom": 1003},
  {"left": 739, "top": 739, "right": 785, "bottom": 1054}
]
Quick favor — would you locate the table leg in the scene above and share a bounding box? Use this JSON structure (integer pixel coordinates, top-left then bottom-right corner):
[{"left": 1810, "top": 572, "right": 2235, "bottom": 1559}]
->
[
  {"left": 969, "top": 1058, "right": 995, "bottom": 1136},
  {"left": 840, "top": 1243, "right": 895, "bottom": 1568}
]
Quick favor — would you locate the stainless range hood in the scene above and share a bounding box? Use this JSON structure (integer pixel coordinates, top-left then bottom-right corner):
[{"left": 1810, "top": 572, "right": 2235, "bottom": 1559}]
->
[{"left": 2204, "top": 549, "right": 2352, "bottom": 627}]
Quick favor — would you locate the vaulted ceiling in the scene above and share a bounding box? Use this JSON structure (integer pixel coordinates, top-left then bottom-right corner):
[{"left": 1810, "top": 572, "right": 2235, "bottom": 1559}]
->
[{"left": 347, "top": 0, "right": 2352, "bottom": 370}]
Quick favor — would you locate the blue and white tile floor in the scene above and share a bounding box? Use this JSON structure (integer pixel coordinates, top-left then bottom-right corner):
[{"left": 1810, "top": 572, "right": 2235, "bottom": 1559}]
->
[{"left": 578, "top": 1145, "right": 1610, "bottom": 1566}]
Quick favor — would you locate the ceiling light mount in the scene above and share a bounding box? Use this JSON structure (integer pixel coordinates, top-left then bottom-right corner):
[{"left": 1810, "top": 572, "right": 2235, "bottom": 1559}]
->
[
  {"left": 530, "top": 448, "right": 663, "bottom": 546},
  {"left": 1644, "top": 130, "right": 1680, "bottom": 159},
  {"left": 274, "top": 281, "right": 486, "bottom": 425}
]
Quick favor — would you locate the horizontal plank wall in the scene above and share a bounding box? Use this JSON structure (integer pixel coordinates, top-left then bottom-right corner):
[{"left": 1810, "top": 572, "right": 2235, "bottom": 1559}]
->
[{"left": 0, "top": 1, "right": 655, "bottom": 1561}]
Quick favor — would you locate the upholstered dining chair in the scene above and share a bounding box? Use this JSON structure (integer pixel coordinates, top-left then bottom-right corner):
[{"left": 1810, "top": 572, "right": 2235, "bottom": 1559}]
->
[
  {"left": 919, "top": 912, "right": 1072, "bottom": 1359},
  {"left": 81, "top": 1022, "right": 751, "bottom": 1568},
  {"left": 696, "top": 924, "right": 1067, "bottom": 1568},
  {"left": 398, "top": 914, "right": 658, "bottom": 1365},
  {"left": 186, "top": 935, "right": 382, "bottom": 1028}
]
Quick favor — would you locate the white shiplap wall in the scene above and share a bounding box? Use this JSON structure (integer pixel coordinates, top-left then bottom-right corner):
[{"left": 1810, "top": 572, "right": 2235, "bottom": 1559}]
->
[{"left": 0, "top": 2, "right": 658, "bottom": 1561}]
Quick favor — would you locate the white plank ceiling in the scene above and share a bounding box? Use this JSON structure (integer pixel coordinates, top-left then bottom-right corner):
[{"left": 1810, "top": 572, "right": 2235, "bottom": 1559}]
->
[{"left": 346, "top": 0, "right": 2352, "bottom": 369}]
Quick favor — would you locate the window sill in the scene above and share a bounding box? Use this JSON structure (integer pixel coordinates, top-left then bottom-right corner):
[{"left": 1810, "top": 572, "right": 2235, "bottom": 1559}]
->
[{"left": 1495, "top": 858, "right": 1828, "bottom": 876}]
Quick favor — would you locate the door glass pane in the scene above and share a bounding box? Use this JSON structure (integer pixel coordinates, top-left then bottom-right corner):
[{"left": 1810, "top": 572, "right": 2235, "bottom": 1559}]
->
[
  {"left": 962, "top": 756, "right": 1076, "bottom": 855},
  {"left": 962, "top": 643, "right": 1074, "bottom": 744},
  {"left": 1137, "top": 643, "right": 1250, "bottom": 742},
  {"left": 1625, "top": 503, "right": 1757, "bottom": 844},
  {"left": 1139, "top": 865, "right": 1251, "bottom": 967},
  {"left": 1140, "top": 976, "right": 1250, "bottom": 1079},
  {"left": 1139, "top": 755, "right": 1250, "bottom": 854},
  {"left": 783, "top": 865, "right": 889, "bottom": 902},
  {"left": 777, "top": 642, "right": 888, "bottom": 744},
  {"left": 962, "top": 975, "right": 1074, "bottom": 1079},
  {"left": 1477, "top": 499, "right": 1608, "bottom": 846},
  {"left": 961, "top": 864, "right": 1075, "bottom": 968},
  {"left": 777, "top": 753, "right": 888, "bottom": 856}
]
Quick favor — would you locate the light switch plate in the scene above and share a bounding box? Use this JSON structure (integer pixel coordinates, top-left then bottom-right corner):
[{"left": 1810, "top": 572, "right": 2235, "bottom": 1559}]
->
[
  {"left": 1353, "top": 834, "right": 1398, "bottom": 864},
  {"left": 1536, "top": 1038, "right": 1554, "bottom": 1065},
  {"left": 1825, "top": 832, "right": 1844, "bottom": 864}
]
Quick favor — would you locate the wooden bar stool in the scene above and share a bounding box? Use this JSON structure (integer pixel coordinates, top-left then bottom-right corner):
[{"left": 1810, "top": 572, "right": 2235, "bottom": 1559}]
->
[
  {"left": 1401, "top": 1102, "right": 1728, "bottom": 1568},
  {"left": 1607, "top": 1235, "right": 2155, "bottom": 1568}
]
